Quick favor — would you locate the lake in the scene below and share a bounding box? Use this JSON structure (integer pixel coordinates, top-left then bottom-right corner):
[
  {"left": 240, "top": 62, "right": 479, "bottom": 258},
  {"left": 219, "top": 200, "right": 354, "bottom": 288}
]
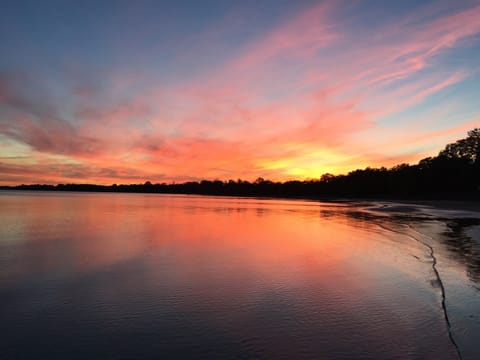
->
[{"left": 1, "top": 191, "right": 479, "bottom": 359}]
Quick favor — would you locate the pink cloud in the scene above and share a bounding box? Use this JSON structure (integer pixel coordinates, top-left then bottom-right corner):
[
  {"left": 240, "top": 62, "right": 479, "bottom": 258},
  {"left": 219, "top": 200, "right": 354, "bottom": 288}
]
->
[{"left": 228, "top": 2, "right": 337, "bottom": 72}]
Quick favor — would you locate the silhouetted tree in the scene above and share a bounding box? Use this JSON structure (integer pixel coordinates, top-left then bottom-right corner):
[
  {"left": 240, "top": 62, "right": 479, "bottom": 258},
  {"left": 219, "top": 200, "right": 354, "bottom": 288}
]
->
[{"left": 439, "top": 128, "right": 480, "bottom": 164}]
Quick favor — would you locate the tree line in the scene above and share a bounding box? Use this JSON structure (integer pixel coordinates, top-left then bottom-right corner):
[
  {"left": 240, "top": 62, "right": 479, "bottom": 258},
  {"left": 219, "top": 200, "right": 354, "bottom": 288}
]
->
[{"left": 2, "top": 129, "right": 479, "bottom": 200}]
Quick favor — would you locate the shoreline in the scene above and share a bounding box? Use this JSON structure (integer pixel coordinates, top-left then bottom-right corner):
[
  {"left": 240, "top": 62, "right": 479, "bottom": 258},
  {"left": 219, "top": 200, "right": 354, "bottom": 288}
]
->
[
  {"left": 0, "top": 185, "right": 480, "bottom": 212},
  {"left": 2, "top": 188, "right": 480, "bottom": 214}
]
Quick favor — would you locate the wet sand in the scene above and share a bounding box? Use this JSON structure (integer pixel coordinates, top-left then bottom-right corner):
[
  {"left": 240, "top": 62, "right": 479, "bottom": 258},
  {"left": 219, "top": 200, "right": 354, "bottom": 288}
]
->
[{"left": 358, "top": 200, "right": 480, "bottom": 360}]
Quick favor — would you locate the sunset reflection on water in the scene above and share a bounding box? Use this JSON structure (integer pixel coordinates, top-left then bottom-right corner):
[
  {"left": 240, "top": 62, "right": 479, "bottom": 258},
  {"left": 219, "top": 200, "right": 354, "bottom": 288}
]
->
[{"left": 1, "top": 191, "right": 475, "bottom": 359}]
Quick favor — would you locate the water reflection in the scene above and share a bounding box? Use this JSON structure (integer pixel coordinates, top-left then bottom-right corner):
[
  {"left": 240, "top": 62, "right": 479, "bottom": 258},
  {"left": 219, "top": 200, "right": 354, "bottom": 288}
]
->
[{"left": 0, "top": 192, "right": 478, "bottom": 359}]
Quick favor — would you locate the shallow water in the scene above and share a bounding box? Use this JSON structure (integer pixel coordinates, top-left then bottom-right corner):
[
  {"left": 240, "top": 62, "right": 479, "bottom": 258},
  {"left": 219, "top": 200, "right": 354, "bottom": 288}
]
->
[{"left": 1, "top": 191, "right": 479, "bottom": 359}]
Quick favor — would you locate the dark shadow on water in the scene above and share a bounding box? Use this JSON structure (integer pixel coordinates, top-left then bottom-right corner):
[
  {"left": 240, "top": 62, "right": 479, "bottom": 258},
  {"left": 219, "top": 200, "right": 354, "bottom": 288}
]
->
[{"left": 442, "top": 219, "right": 480, "bottom": 284}]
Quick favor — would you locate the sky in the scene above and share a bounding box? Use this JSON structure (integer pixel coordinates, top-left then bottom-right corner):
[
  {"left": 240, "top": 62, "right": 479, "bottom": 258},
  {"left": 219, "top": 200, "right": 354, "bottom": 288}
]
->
[{"left": 0, "top": 0, "right": 479, "bottom": 185}]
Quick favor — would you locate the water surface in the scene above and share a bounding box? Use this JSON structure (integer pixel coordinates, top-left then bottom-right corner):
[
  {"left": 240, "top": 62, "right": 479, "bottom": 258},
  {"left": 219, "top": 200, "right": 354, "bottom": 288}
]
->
[{"left": 1, "top": 191, "right": 479, "bottom": 359}]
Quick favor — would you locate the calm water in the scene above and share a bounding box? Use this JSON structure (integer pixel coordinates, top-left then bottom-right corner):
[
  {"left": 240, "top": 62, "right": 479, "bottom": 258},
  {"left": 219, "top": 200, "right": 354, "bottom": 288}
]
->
[{"left": 1, "top": 191, "right": 479, "bottom": 359}]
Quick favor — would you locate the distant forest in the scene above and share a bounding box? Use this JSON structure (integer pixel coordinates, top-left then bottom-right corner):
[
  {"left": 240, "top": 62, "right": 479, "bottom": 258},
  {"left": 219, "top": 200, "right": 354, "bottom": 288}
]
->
[{"left": 2, "top": 129, "right": 480, "bottom": 200}]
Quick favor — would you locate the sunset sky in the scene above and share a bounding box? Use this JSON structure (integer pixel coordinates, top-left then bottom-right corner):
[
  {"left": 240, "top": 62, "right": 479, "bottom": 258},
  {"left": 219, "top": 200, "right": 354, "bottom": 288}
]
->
[{"left": 1, "top": 0, "right": 479, "bottom": 185}]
